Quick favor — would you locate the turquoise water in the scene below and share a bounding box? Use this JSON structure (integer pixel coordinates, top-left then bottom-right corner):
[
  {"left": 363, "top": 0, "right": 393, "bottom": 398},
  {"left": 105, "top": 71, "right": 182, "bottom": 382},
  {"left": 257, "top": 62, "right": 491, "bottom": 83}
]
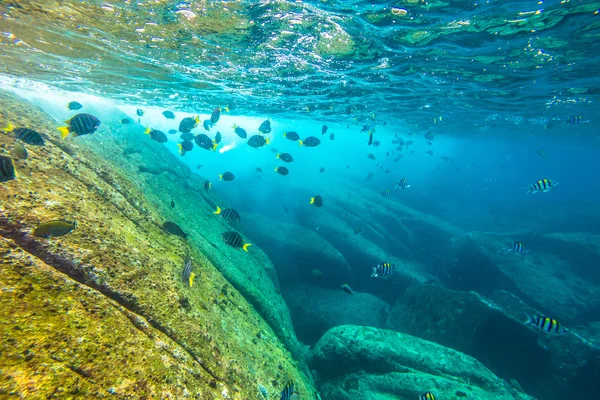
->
[{"left": 2, "top": 1, "right": 600, "bottom": 399}]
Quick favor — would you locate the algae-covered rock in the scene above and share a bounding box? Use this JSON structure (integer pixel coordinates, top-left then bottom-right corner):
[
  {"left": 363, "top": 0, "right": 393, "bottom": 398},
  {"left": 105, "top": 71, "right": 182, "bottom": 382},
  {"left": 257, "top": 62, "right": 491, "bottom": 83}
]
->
[
  {"left": 308, "top": 325, "right": 534, "bottom": 400},
  {"left": 0, "top": 89, "right": 316, "bottom": 398},
  {"left": 283, "top": 284, "right": 390, "bottom": 344}
]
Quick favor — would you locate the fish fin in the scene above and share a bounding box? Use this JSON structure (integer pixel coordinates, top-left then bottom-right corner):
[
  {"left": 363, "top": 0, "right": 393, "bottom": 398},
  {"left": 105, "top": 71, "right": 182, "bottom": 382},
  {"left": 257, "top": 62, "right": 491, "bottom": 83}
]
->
[
  {"left": 298, "top": 140, "right": 303, "bottom": 146},
  {"left": 144, "top": 127, "right": 151, "bottom": 134},
  {"left": 57, "top": 126, "right": 70, "bottom": 138},
  {"left": 276, "top": 154, "right": 280, "bottom": 159},
  {"left": 232, "top": 124, "right": 237, "bottom": 129},
  {"left": 265, "top": 137, "right": 271, "bottom": 145},
  {"left": 219, "top": 174, "right": 223, "bottom": 180},
  {"left": 214, "top": 206, "right": 221, "bottom": 215},
  {"left": 242, "top": 243, "right": 251, "bottom": 252},
  {"left": 189, "top": 272, "right": 195, "bottom": 287},
  {"left": 195, "top": 115, "right": 200, "bottom": 123},
  {"left": 212, "top": 142, "right": 218, "bottom": 151},
  {"left": 310, "top": 198, "right": 315, "bottom": 204},
  {"left": 283, "top": 132, "right": 287, "bottom": 137},
  {"left": 371, "top": 267, "right": 377, "bottom": 277},
  {"left": 4, "top": 123, "right": 14, "bottom": 133},
  {"left": 523, "top": 314, "right": 535, "bottom": 326}
]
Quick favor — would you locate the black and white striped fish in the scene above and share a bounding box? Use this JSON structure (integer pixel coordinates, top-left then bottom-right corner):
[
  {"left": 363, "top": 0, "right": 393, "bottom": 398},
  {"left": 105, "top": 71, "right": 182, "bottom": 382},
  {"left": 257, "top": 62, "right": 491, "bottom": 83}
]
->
[
  {"left": 182, "top": 257, "right": 195, "bottom": 288},
  {"left": 419, "top": 392, "right": 435, "bottom": 400},
  {"left": 395, "top": 178, "right": 411, "bottom": 190},
  {"left": 214, "top": 206, "right": 240, "bottom": 222},
  {"left": 524, "top": 315, "right": 567, "bottom": 335},
  {"left": 144, "top": 128, "right": 168, "bottom": 143},
  {"left": 371, "top": 263, "right": 393, "bottom": 278},
  {"left": 507, "top": 241, "right": 526, "bottom": 254},
  {"left": 0, "top": 155, "right": 16, "bottom": 182},
  {"left": 58, "top": 113, "right": 101, "bottom": 138},
  {"left": 526, "top": 179, "right": 558, "bottom": 194},
  {"left": 279, "top": 380, "right": 299, "bottom": 400},
  {"left": 222, "top": 231, "right": 251, "bottom": 252},
  {"left": 178, "top": 139, "right": 194, "bottom": 155},
  {"left": 4, "top": 124, "right": 45, "bottom": 145}
]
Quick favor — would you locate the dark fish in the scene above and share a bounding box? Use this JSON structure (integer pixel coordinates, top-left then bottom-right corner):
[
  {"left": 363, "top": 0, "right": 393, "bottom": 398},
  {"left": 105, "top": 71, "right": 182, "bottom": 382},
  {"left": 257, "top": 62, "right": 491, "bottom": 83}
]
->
[
  {"left": 203, "top": 180, "right": 212, "bottom": 190},
  {"left": 170, "top": 199, "right": 175, "bottom": 209},
  {"left": 372, "top": 263, "right": 393, "bottom": 278},
  {"left": 391, "top": 139, "right": 399, "bottom": 144},
  {"left": 353, "top": 226, "right": 364, "bottom": 235},
  {"left": 322, "top": 125, "right": 328, "bottom": 135},
  {"left": 373, "top": 140, "right": 380, "bottom": 147},
  {"left": 283, "top": 131, "right": 300, "bottom": 141},
  {"left": 361, "top": 124, "right": 370, "bottom": 133},
  {"left": 214, "top": 131, "right": 222, "bottom": 144},
  {"left": 381, "top": 189, "right": 391, "bottom": 197},
  {"left": 168, "top": 129, "right": 177, "bottom": 135},
  {"left": 258, "top": 119, "right": 271, "bottom": 134},
  {"left": 319, "top": 167, "right": 325, "bottom": 173},
  {"left": 310, "top": 195, "right": 323, "bottom": 207},
  {"left": 426, "top": 150, "right": 434, "bottom": 156},
  {"left": 368, "top": 133, "right": 373, "bottom": 146},
  {"left": 248, "top": 134, "right": 270, "bottom": 148},
  {"left": 58, "top": 113, "right": 101, "bottom": 138},
  {"left": 274, "top": 166, "right": 289, "bottom": 175},
  {"left": 12, "top": 142, "right": 28, "bottom": 160},
  {"left": 330, "top": 132, "right": 335, "bottom": 140},
  {"left": 232, "top": 124, "right": 247, "bottom": 139},
  {"left": 395, "top": 179, "right": 410, "bottom": 189},
  {"left": 567, "top": 115, "right": 582, "bottom": 125},
  {"left": 180, "top": 132, "right": 194, "bottom": 141},
  {"left": 136, "top": 109, "right": 145, "bottom": 117},
  {"left": 5, "top": 125, "right": 45, "bottom": 146},
  {"left": 0, "top": 155, "right": 17, "bottom": 182},
  {"left": 197, "top": 164, "right": 203, "bottom": 169},
  {"left": 341, "top": 284, "right": 354, "bottom": 294},
  {"left": 366, "top": 172, "right": 375, "bottom": 180},
  {"left": 144, "top": 128, "right": 167, "bottom": 143},
  {"left": 214, "top": 206, "right": 241, "bottom": 222},
  {"left": 219, "top": 172, "right": 235, "bottom": 181},
  {"left": 536, "top": 149, "right": 547, "bottom": 158},
  {"left": 524, "top": 315, "right": 567, "bottom": 335},
  {"left": 419, "top": 393, "right": 435, "bottom": 400},
  {"left": 210, "top": 107, "right": 221, "bottom": 124},
  {"left": 182, "top": 257, "right": 195, "bottom": 287},
  {"left": 121, "top": 118, "right": 131, "bottom": 124},
  {"left": 222, "top": 231, "right": 251, "bottom": 251},
  {"left": 270, "top": 148, "right": 279, "bottom": 154},
  {"left": 163, "top": 221, "right": 188, "bottom": 238},
  {"left": 67, "top": 101, "right": 83, "bottom": 110},
  {"left": 279, "top": 381, "right": 299, "bottom": 400},
  {"left": 195, "top": 134, "right": 218, "bottom": 151},
  {"left": 396, "top": 146, "right": 403, "bottom": 151},
  {"left": 367, "top": 153, "right": 376, "bottom": 160},
  {"left": 178, "top": 139, "right": 194, "bottom": 155},
  {"left": 384, "top": 169, "right": 390, "bottom": 174},
  {"left": 33, "top": 220, "right": 76, "bottom": 238},
  {"left": 276, "top": 153, "right": 293, "bottom": 163},
  {"left": 203, "top": 119, "right": 213, "bottom": 131},
  {"left": 299, "top": 136, "right": 320, "bottom": 147},
  {"left": 424, "top": 131, "right": 435, "bottom": 140},
  {"left": 405, "top": 140, "right": 413, "bottom": 146},
  {"left": 255, "top": 167, "right": 262, "bottom": 172},
  {"left": 179, "top": 116, "right": 200, "bottom": 133},
  {"left": 507, "top": 241, "right": 526, "bottom": 254},
  {"left": 526, "top": 179, "right": 557, "bottom": 194},
  {"left": 162, "top": 110, "right": 175, "bottom": 119}
]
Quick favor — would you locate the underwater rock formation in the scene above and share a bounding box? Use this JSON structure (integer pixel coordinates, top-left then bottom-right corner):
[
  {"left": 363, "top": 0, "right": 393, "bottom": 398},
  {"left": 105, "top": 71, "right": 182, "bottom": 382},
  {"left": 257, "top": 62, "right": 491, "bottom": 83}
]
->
[
  {"left": 308, "top": 325, "right": 534, "bottom": 400},
  {"left": 283, "top": 284, "right": 390, "bottom": 344},
  {"left": 0, "top": 90, "right": 315, "bottom": 398}
]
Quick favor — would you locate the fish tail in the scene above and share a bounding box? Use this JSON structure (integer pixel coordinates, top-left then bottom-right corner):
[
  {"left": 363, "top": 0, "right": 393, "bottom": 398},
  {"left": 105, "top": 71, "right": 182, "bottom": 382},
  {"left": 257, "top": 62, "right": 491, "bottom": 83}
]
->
[
  {"left": 144, "top": 127, "right": 151, "bottom": 134},
  {"left": 274, "top": 167, "right": 278, "bottom": 172},
  {"left": 298, "top": 140, "right": 303, "bottom": 146},
  {"left": 283, "top": 132, "right": 287, "bottom": 137},
  {"left": 371, "top": 267, "right": 377, "bottom": 277},
  {"left": 57, "top": 126, "right": 70, "bottom": 138},
  {"left": 265, "top": 137, "right": 271, "bottom": 145},
  {"left": 212, "top": 142, "right": 218, "bottom": 151},
  {"left": 523, "top": 314, "right": 535, "bottom": 326},
  {"left": 214, "top": 206, "right": 221, "bottom": 215},
  {"left": 310, "top": 197, "right": 315, "bottom": 204},
  {"left": 232, "top": 124, "right": 237, "bottom": 130},
  {"left": 219, "top": 174, "right": 223, "bottom": 180},
  {"left": 4, "top": 123, "right": 14, "bottom": 133},
  {"left": 224, "top": 107, "right": 229, "bottom": 112},
  {"left": 194, "top": 115, "right": 200, "bottom": 123},
  {"left": 276, "top": 154, "right": 280, "bottom": 159},
  {"left": 189, "top": 272, "right": 195, "bottom": 287},
  {"left": 242, "top": 243, "right": 251, "bottom": 252}
]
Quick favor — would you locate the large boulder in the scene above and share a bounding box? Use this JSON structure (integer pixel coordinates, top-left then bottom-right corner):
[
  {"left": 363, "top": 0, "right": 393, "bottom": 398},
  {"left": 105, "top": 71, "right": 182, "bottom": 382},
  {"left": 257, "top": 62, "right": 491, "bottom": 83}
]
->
[
  {"left": 283, "top": 284, "right": 390, "bottom": 344},
  {"left": 308, "top": 325, "right": 534, "bottom": 400}
]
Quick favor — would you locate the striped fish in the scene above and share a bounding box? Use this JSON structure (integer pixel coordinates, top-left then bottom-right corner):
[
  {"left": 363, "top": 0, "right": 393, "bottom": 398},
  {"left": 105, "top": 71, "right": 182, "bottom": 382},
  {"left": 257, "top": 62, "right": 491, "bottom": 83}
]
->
[
  {"left": 0, "top": 155, "right": 16, "bottom": 182},
  {"left": 381, "top": 189, "right": 391, "bottom": 197},
  {"left": 507, "top": 241, "right": 526, "bottom": 254},
  {"left": 567, "top": 115, "right": 582, "bottom": 125},
  {"left": 298, "top": 136, "right": 321, "bottom": 147},
  {"left": 178, "top": 140, "right": 194, "bottom": 156},
  {"left": 525, "top": 315, "right": 567, "bottom": 336},
  {"left": 182, "top": 257, "right": 195, "bottom": 288},
  {"left": 179, "top": 115, "right": 199, "bottom": 133},
  {"left": 372, "top": 263, "right": 393, "bottom": 278},
  {"left": 219, "top": 172, "right": 235, "bottom": 181},
  {"left": 419, "top": 392, "right": 435, "bottom": 400},
  {"left": 4, "top": 124, "right": 45, "bottom": 145},
  {"left": 144, "top": 128, "right": 167, "bottom": 143},
  {"left": 58, "top": 113, "right": 101, "bottom": 138},
  {"left": 279, "top": 380, "right": 296, "bottom": 400},
  {"left": 195, "top": 133, "right": 218, "bottom": 151},
  {"left": 222, "top": 231, "right": 251, "bottom": 252},
  {"left": 214, "top": 206, "right": 240, "bottom": 222},
  {"left": 526, "top": 179, "right": 557, "bottom": 194},
  {"left": 395, "top": 179, "right": 411, "bottom": 190}
]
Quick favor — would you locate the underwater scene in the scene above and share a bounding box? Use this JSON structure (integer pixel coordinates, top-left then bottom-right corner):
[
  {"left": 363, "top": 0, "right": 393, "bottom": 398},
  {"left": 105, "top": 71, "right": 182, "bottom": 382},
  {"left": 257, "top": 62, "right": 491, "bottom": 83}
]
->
[{"left": 1, "top": 1, "right": 600, "bottom": 399}]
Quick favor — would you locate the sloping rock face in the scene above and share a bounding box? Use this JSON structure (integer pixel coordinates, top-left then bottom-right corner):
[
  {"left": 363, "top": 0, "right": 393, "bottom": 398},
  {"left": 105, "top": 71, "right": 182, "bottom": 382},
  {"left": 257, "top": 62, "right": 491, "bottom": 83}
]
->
[
  {"left": 283, "top": 284, "right": 390, "bottom": 344},
  {"left": 308, "top": 325, "right": 534, "bottom": 400},
  {"left": 0, "top": 90, "right": 316, "bottom": 398}
]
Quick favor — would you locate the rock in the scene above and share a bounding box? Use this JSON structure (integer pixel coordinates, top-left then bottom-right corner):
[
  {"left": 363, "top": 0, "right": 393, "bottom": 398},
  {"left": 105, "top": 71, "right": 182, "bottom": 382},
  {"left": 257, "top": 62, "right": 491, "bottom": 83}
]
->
[
  {"left": 308, "top": 325, "right": 534, "bottom": 400},
  {"left": 283, "top": 284, "right": 390, "bottom": 344}
]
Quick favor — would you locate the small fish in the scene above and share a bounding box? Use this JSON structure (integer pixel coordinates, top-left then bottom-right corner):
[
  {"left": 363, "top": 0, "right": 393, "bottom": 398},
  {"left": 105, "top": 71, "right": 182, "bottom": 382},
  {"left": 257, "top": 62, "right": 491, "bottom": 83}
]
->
[
  {"left": 391, "top": 139, "right": 399, "bottom": 144},
  {"left": 144, "top": 127, "right": 167, "bottom": 143},
  {"left": 255, "top": 167, "right": 263, "bottom": 172},
  {"left": 299, "top": 136, "right": 321, "bottom": 147},
  {"left": 381, "top": 189, "right": 391, "bottom": 197},
  {"left": 162, "top": 110, "right": 175, "bottom": 119},
  {"left": 67, "top": 101, "right": 83, "bottom": 110},
  {"left": 276, "top": 153, "right": 293, "bottom": 163},
  {"left": 536, "top": 149, "right": 547, "bottom": 158},
  {"left": 372, "top": 263, "right": 393, "bottom": 278},
  {"left": 222, "top": 231, "right": 251, "bottom": 251},
  {"left": 163, "top": 221, "right": 188, "bottom": 238},
  {"left": 58, "top": 113, "right": 101, "bottom": 138},
  {"left": 274, "top": 166, "right": 289, "bottom": 175},
  {"left": 214, "top": 206, "right": 241, "bottom": 222},
  {"left": 197, "top": 164, "right": 203, "bottom": 169},
  {"left": 32, "top": 220, "right": 77, "bottom": 238},
  {"left": 180, "top": 132, "right": 194, "bottom": 141},
  {"left": 4, "top": 124, "right": 45, "bottom": 146},
  {"left": 405, "top": 140, "right": 414, "bottom": 146},
  {"left": 366, "top": 172, "right": 375, "bottom": 180},
  {"left": 341, "top": 284, "right": 354, "bottom": 294},
  {"left": 219, "top": 172, "right": 235, "bottom": 181},
  {"left": 353, "top": 226, "right": 364, "bottom": 235},
  {"left": 384, "top": 169, "right": 390, "bottom": 174},
  {"left": 168, "top": 129, "right": 177, "bottom": 135},
  {"left": 373, "top": 140, "right": 380, "bottom": 147},
  {"left": 121, "top": 118, "right": 132, "bottom": 124},
  {"left": 310, "top": 195, "right": 323, "bottom": 207},
  {"left": 395, "top": 179, "right": 410, "bottom": 189},
  {"left": 170, "top": 199, "right": 175, "bottom": 209},
  {"left": 440, "top": 156, "right": 450, "bottom": 162},
  {"left": 248, "top": 134, "right": 270, "bottom": 148},
  {"left": 279, "top": 380, "right": 299, "bottom": 400},
  {"left": 12, "top": 142, "right": 28, "bottom": 160},
  {"left": 361, "top": 124, "right": 370, "bottom": 133},
  {"left": 507, "top": 241, "right": 526, "bottom": 254},
  {"left": 203, "top": 180, "right": 212, "bottom": 190},
  {"left": 214, "top": 131, "right": 222, "bottom": 144},
  {"left": 321, "top": 125, "right": 328, "bottom": 135},
  {"left": 203, "top": 119, "right": 213, "bottom": 131},
  {"left": 232, "top": 124, "right": 247, "bottom": 139},
  {"left": 424, "top": 131, "right": 435, "bottom": 141},
  {"left": 319, "top": 167, "right": 325, "bottom": 173},
  {"left": 179, "top": 116, "right": 200, "bottom": 133},
  {"left": 210, "top": 107, "right": 222, "bottom": 124},
  {"left": 182, "top": 257, "right": 195, "bottom": 287},
  {"left": 396, "top": 146, "right": 403, "bottom": 151},
  {"left": 526, "top": 179, "right": 557, "bottom": 194},
  {"left": 368, "top": 133, "right": 373, "bottom": 146},
  {"left": 0, "top": 156, "right": 16, "bottom": 182},
  {"left": 524, "top": 315, "right": 567, "bottom": 335},
  {"left": 330, "top": 132, "right": 335, "bottom": 140},
  {"left": 270, "top": 147, "right": 279, "bottom": 154},
  {"left": 195, "top": 133, "right": 218, "bottom": 151},
  {"left": 367, "top": 153, "right": 376, "bottom": 160},
  {"left": 567, "top": 115, "right": 582, "bottom": 125},
  {"left": 178, "top": 139, "right": 194, "bottom": 155},
  {"left": 419, "top": 392, "right": 436, "bottom": 400},
  {"left": 283, "top": 131, "right": 300, "bottom": 141},
  {"left": 258, "top": 119, "right": 271, "bottom": 134},
  {"left": 426, "top": 150, "right": 434, "bottom": 156},
  {"left": 136, "top": 109, "right": 145, "bottom": 117}
]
